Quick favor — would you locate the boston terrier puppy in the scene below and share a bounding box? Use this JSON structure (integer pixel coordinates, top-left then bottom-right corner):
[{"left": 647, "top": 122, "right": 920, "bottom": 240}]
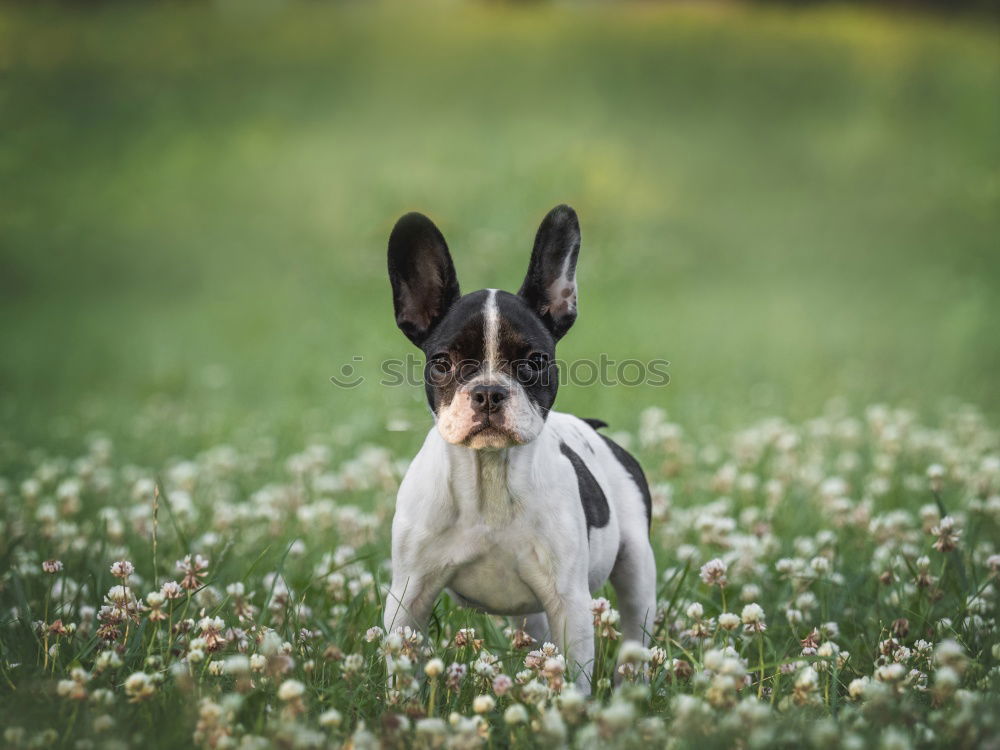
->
[{"left": 382, "top": 205, "right": 656, "bottom": 691}]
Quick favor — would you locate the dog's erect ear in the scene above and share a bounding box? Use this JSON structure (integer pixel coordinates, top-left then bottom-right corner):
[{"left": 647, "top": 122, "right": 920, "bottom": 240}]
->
[
  {"left": 518, "top": 204, "right": 581, "bottom": 341},
  {"left": 387, "top": 212, "right": 461, "bottom": 347}
]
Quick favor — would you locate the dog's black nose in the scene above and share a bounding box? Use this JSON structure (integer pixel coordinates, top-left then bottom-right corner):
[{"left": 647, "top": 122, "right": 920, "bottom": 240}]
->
[{"left": 471, "top": 384, "right": 508, "bottom": 413}]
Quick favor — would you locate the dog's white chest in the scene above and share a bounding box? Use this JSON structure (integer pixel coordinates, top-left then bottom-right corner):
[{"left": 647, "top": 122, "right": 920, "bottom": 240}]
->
[
  {"left": 443, "top": 453, "right": 545, "bottom": 614},
  {"left": 447, "top": 543, "right": 543, "bottom": 615}
]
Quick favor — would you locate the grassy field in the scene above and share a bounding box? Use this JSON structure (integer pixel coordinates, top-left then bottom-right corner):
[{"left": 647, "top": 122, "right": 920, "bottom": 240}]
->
[{"left": 1, "top": 2, "right": 998, "bottom": 748}]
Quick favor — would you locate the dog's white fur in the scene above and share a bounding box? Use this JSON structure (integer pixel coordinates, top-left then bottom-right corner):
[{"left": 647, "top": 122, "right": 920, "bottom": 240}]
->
[{"left": 383, "top": 410, "right": 657, "bottom": 690}]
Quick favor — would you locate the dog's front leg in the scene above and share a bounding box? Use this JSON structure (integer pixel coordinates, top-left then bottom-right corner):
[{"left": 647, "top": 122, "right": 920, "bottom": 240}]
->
[
  {"left": 383, "top": 566, "right": 449, "bottom": 635},
  {"left": 519, "top": 561, "right": 595, "bottom": 692},
  {"left": 547, "top": 591, "right": 595, "bottom": 692}
]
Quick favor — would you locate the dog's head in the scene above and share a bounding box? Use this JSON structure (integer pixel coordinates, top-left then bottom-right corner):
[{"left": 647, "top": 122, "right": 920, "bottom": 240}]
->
[{"left": 387, "top": 205, "right": 581, "bottom": 450}]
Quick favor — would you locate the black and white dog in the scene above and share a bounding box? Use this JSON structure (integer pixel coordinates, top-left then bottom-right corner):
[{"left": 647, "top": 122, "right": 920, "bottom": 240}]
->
[{"left": 382, "top": 205, "right": 656, "bottom": 690}]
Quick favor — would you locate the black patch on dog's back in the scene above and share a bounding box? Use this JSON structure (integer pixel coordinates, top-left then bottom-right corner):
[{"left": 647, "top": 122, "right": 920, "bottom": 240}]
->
[
  {"left": 600, "top": 434, "right": 652, "bottom": 530},
  {"left": 581, "top": 417, "right": 652, "bottom": 531},
  {"left": 559, "top": 441, "right": 610, "bottom": 536}
]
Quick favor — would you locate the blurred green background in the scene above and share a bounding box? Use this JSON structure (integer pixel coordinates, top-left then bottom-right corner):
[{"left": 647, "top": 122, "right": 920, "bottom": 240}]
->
[{"left": 1, "top": 2, "right": 998, "bottom": 458}]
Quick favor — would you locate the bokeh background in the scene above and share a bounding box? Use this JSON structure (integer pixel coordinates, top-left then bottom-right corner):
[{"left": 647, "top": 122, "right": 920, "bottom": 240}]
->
[{"left": 2, "top": 1, "right": 998, "bottom": 461}]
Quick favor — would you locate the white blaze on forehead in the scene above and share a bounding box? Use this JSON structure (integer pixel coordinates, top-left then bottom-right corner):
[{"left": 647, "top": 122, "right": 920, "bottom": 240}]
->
[{"left": 484, "top": 288, "right": 500, "bottom": 372}]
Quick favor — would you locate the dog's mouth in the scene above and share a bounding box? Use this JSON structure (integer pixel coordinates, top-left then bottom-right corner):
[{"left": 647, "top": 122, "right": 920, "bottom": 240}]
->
[
  {"left": 467, "top": 421, "right": 502, "bottom": 437},
  {"left": 465, "top": 420, "right": 520, "bottom": 447}
]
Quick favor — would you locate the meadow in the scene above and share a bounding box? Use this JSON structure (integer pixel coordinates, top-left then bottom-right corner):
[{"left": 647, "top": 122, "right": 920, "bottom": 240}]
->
[{"left": 1, "top": 2, "right": 999, "bottom": 748}]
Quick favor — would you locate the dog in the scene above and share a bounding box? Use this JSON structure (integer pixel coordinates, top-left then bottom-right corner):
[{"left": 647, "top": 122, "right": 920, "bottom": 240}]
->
[{"left": 381, "top": 205, "right": 656, "bottom": 691}]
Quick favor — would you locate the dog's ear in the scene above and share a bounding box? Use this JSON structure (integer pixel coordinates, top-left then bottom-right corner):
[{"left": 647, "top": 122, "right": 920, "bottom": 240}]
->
[
  {"left": 518, "top": 204, "right": 581, "bottom": 341},
  {"left": 387, "top": 212, "right": 461, "bottom": 347}
]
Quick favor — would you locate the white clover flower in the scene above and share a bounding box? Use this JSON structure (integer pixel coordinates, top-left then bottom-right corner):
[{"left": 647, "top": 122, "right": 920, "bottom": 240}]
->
[
  {"left": 223, "top": 655, "right": 250, "bottom": 675},
  {"left": 160, "top": 581, "right": 184, "bottom": 599},
  {"left": 597, "top": 608, "right": 621, "bottom": 639},
  {"left": 741, "top": 603, "right": 764, "bottom": 622},
  {"left": 106, "top": 585, "right": 132, "bottom": 605},
  {"left": 718, "top": 612, "right": 741, "bottom": 631},
  {"left": 741, "top": 603, "right": 767, "bottom": 634},
  {"left": 472, "top": 694, "right": 495, "bottom": 714},
  {"left": 472, "top": 658, "right": 497, "bottom": 679},
  {"left": 109, "top": 560, "right": 134, "bottom": 579},
  {"left": 249, "top": 654, "right": 266, "bottom": 672},
  {"left": 199, "top": 615, "right": 225, "bottom": 632},
  {"left": 415, "top": 717, "right": 448, "bottom": 738},
  {"left": 931, "top": 516, "right": 961, "bottom": 553},
  {"left": 796, "top": 591, "right": 818, "bottom": 612},
  {"left": 277, "top": 679, "right": 305, "bottom": 701},
  {"left": 145, "top": 591, "right": 165, "bottom": 608},
  {"left": 343, "top": 653, "right": 364, "bottom": 673},
  {"left": 383, "top": 631, "right": 404, "bottom": 653},
  {"left": 319, "top": 708, "right": 342, "bottom": 728},
  {"left": 810, "top": 556, "right": 832, "bottom": 576},
  {"left": 123, "top": 672, "right": 155, "bottom": 702},
  {"left": 704, "top": 649, "right": 725, "bottom": 672},
  {"left": 504, "top": 703, "right": 529, "bottom": 725},
  {"left": 95, "top": 650, "right": 122, "bottom": 671},
  {"left": 934, "top": 665, "right": 960, "bottom": 692},
  {"left": 793, "top": 666, "right": 820, "bottom": 705},
  {"left": 559, "top": 685, "right": 585, "bottom": 712},
  {"left": 424, "top": 658, "right": 444, "bottom": 678},
  {"left": 486, "top": 673, "right": 510, "bottom": 696},
  {"left": 848, "top": 676, "right": 870, "bottom": 700},
  {"left": 719, "top": 657, "right": 746, "bottom": 679},
  {"left": 934, "top": 639, "right": 967, "bottom": 674},
  {"left": 260, "top": 630, "right": 283, "bottom": 657},
  {"left": 817, "top": 641, "right": 839, "bottom": 659},
  {"left": 699, "top": 558, "right": 728, "bottom": 587},
  {"left": 876, "top": 663, "right": 906, "bottom": 683},
  {"left": 57, "top": 679, "right": 85, "bottom": 700},
  {"left": 521, "top": 679, "right": 549, "bottom": 704},
  {"left": 226, "top": 581, "right": 245, "bottom": 597},
  {"left": 590, "top": 597, "right": 612, "bottom": 617},
  {"left": 686, "top": 602, "right": 704, "bottom": 621}
]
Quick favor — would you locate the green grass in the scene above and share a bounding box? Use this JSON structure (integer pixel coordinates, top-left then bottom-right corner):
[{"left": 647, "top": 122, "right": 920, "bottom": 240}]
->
[{"left": 0, "top": 2, "right": 998, "bottom": 748}]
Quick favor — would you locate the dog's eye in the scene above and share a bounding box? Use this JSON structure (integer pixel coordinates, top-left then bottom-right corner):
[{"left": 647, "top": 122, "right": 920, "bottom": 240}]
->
[
  {"left": 517, "top": 352, "right": 549, "bottom": 382},
  {"left": 527, "top": 352, "right": 549, "bottom": 369},
  {"left": 427, "top": 354, "right": 453, "bottom": 382}
]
